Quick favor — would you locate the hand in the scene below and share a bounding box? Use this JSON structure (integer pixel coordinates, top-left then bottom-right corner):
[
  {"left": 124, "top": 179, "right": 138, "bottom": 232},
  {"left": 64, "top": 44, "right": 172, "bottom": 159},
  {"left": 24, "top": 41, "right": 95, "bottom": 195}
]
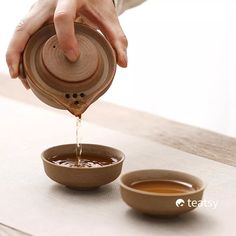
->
[{"left": 6, "top": 0, "right": 128, "bottom": 89}]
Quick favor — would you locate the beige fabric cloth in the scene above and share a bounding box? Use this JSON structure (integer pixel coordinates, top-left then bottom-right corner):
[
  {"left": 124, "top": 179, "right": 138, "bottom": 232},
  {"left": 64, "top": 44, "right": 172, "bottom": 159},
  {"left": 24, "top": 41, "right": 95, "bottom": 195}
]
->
[{"left": 114, "top": 0, "right": 146, "bottom": 14}]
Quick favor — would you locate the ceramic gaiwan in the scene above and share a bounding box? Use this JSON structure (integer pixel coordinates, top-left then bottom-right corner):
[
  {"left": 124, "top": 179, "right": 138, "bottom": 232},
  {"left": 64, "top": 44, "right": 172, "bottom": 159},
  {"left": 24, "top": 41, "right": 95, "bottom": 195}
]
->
[{"left": 20, "top": 23, "right": 116, "bottom": 116}]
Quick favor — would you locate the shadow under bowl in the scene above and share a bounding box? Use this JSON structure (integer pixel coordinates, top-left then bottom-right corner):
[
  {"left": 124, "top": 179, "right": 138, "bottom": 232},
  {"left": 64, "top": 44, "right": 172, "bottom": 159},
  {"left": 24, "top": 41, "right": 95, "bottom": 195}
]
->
[
  {"left": 120, "top": 169, "right": 205, "bottom": 217},
  {"left": 42, "top": 143, "right": 125, "bottom": 190}
]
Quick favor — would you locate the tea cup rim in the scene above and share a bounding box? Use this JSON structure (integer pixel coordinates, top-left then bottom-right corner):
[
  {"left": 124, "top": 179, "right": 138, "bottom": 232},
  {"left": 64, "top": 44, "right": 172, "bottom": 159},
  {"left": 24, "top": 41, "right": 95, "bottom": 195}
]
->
[
  {"left": 120, "top": 169, "right": 206, "bottom": 197},
  {"left": 41, "top": 143, "right": 125, "bottom": 170}
]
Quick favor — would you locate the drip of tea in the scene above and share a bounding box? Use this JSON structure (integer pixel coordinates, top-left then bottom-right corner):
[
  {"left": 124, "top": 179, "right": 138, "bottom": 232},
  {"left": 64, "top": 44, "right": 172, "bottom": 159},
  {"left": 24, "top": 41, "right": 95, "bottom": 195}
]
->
[
  {"left": 130, "top": 180, "right": 195, "bottom": 194},
  {"left": 50, "top": 112, "right": 119, "bottom": 168},
  {"left": 76, "top": 116, "right": 82, "bottom": 165},
  {"left": 51, "top": 153, "right": 118, "bottom": 168}
]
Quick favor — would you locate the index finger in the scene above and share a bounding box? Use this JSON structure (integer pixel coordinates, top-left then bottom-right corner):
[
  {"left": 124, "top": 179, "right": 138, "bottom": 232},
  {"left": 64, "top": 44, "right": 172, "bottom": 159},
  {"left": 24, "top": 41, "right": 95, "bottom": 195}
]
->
[{"left": 54, "top": 0, "right": 79, "bottom": 62}]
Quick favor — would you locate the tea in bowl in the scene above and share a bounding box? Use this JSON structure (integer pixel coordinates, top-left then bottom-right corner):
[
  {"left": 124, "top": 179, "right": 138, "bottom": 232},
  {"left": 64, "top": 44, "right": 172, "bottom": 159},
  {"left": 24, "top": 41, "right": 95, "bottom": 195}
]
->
[
  {"left": 120, "top": 169, "right": 205, "bottom": 216},
  {"left": 42, "top": 144, "right": 125, "bottom": 190}
]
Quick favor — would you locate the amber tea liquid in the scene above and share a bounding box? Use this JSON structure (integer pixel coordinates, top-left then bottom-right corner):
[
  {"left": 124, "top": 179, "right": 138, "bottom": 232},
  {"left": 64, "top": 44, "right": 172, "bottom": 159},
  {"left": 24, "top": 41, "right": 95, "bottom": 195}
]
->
[
  {"left": 51, "top": 153, "right": 118, "bottom": 168},
  {"left": 130, "top": 180, "right": 195, "bottom": 194}
]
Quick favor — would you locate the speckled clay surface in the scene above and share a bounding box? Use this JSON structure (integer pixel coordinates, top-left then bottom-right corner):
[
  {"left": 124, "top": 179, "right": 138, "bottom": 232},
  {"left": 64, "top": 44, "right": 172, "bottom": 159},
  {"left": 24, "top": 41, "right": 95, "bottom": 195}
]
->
[
  {"left": 120, "top": 169, "right": 205, "bottom": 216},
  {"left": 42, "top": 144, "right": 125, "bottom": 189},
  {"left": 21, "top": 23, "right": 116, "bottom": 116}
]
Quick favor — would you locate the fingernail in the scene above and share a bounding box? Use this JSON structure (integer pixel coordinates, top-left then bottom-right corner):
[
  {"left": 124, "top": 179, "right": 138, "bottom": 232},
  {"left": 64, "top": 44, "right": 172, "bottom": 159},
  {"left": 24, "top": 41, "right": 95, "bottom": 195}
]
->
[
  {"left": 124, "top": 50, "right": 128, "bottom": 66},
  {"left": 9, "top": 64, "right": 19, "bottom": 78},
  {"left": 9, "top": 65, "right": 16, "bottom": 78},
  {"left": 121, "top": 50, "right": 128, "bottom": 67},
  {"left": 65, "top": 49, "right": 79, "bottom": 62}
]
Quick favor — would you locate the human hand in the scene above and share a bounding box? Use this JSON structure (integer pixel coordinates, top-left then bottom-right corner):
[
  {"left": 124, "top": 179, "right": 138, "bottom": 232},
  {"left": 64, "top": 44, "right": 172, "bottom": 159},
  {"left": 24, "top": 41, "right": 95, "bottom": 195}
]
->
[{"left": 6, "top": 0, "right": 128, "bottom": 88}]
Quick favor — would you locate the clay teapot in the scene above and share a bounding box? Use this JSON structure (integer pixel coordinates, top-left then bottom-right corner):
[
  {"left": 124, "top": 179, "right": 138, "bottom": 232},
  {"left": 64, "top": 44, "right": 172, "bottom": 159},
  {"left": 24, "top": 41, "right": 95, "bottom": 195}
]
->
[{"left": 20, "top": 23, "right": 116, "bottom": 116}]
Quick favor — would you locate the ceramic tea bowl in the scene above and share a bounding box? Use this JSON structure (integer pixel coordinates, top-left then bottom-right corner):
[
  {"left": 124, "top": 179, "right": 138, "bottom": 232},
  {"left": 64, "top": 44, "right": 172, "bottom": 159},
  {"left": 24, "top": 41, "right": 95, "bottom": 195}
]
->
[
  {"left": 120, "top": 169, "right": 205, "bottom": 216},
  {"left": 42, "top": 144, "right": 125, "bottom": 190}
]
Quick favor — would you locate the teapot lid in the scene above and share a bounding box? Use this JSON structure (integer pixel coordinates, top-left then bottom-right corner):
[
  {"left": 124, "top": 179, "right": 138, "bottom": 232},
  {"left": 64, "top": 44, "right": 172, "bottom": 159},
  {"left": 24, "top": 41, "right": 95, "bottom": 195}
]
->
[{"left": 22, "top": 23, "right": 116, "bottom": 116}]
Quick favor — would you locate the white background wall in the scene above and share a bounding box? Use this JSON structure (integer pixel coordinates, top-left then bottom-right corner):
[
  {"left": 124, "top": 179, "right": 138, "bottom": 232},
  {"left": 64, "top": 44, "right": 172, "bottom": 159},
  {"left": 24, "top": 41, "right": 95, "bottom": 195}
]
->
[{"left": 1, "top": 0, "right": 236, "bottom": 137}]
